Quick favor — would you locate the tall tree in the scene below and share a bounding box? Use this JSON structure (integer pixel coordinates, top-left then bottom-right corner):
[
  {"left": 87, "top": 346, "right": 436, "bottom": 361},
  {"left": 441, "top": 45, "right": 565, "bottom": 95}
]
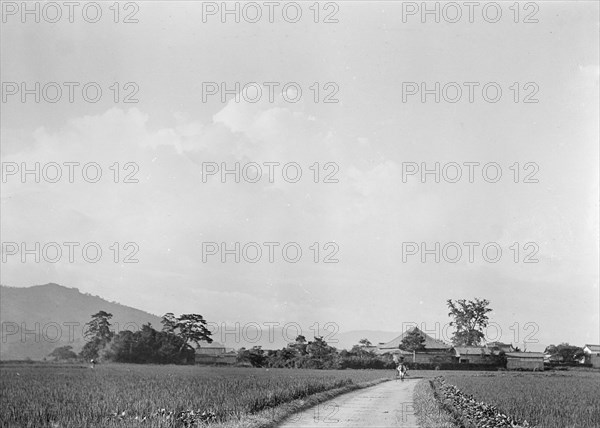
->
[
  {"left": 162, "top": 313, "right": 213, "bottom": 354},
  {"left": 400, "top": 328, "right": 426, "bottom": 352},
  {"left": 81, "top": 311, "right": 114, "bottom": 360},
  {"left": 84, "top": 311, "right": 114, "bottom": 342},
  {"left": 447, "top": 298, "right": 492, "bottom": 346},
  {"left": 161, "top": 312, "right": 177, "bottom": 333}
]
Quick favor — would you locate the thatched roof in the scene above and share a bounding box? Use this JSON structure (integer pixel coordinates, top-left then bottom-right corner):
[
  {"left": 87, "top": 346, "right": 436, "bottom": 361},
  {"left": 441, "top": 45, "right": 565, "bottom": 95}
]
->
[
  {"left": 377, "top": 327, "right": 451, "bottom": 351},
  {"left": 505, "top": 352, "right": 545, "bottom": 359},
  {"left": 454, "top": 346, "right": 492, "bottom": 356}
]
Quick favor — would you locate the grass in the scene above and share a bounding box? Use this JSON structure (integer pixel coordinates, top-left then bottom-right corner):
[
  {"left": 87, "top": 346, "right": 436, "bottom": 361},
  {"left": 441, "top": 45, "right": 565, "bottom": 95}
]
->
[
  {"left": 0, "top": 363, "right": 391, "bottom": 428},
  {"left": 442, "top": 369, "right": 600, "bottom": 427},
  {"left": 412, "top": 379, "right": 457, "bottom": 428},
  {"left": 3, "top": 364, "right": 599, "bottom": 428}
]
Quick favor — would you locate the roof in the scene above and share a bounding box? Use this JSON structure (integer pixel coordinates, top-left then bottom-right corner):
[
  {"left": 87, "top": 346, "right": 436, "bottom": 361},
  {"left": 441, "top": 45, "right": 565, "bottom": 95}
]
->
[
  {"left": 196, "top": 347, "right": 236, "bottom": 355},
  {"left": 488, "top": 341, "right": 511, "bottom": 347},
  {"left": 376, "top": 348, "right": 412, "bottom": 356},
  {"left": 378, "top": 327, "right": 451, "bottom": 350},
  {"left": 584, "top": 344, "right": 600, "bottom": 353},
  {"left": 196, "top": 341, "right": 225, "bottom": 349},
  {"left": 487, "top": 342, "right": 514, "bottom": 350},
  {"left": 505, "top": 352, "right": 545, "bottom": 359},
  {"left": 454, "top": 346, "right": 492, "bottom": 356}
]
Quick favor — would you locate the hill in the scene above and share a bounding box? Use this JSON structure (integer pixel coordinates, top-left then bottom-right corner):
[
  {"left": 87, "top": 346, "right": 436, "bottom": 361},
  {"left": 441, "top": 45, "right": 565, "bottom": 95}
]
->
[
  {"left": 0, "top": 283, "right": 163, "bottom": 360},
  {"left": 1, "top": 283, "right": 401, "bottom": 360}
]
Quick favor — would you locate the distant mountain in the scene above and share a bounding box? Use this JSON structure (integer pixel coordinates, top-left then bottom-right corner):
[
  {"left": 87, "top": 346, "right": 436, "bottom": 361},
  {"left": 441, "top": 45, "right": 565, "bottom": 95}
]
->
[
  {"left": 334, "top": 330, "right": 400, "bottom": 349},
  {"left": 0, "top": 283, "right": 163, "bottom": 360},
  {"left": 1, "top": 283, "right": 402, "bottom": 360},
  {"left": 204, "top": 326, "right": 399, "bottom": 351}
]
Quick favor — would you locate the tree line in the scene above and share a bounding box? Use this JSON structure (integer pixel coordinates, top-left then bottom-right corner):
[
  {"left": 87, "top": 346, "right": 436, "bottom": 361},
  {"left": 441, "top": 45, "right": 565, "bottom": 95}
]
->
[
  {"left": 48, "top": 299, "right": 587, "bottom": 367},
  {"left": 50, "top": 311, "right": 214, "bottom": 364},
  {"left": 236, "top": 336, "right": 398, "bottom": 369}
]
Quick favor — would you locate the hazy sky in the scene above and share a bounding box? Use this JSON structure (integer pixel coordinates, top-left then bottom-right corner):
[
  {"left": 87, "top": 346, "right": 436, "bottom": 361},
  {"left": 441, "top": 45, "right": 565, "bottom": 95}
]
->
[{"left": 2, "top": 1, "right": 598, "bottom": 351}]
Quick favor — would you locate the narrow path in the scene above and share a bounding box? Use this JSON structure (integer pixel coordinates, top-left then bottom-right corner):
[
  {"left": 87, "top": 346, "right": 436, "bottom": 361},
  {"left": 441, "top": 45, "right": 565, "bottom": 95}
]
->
[{"left": 278, "top": 379, "right": 418, "bottom": 428}]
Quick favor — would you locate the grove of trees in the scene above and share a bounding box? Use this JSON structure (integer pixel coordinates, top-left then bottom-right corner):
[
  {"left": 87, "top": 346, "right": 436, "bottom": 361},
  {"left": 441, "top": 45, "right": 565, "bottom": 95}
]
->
[
  {"left": 544, "top": 343, "right": 585, "bottom": 363},
  {"left": 77, "top": 311, "right": 212, "bottom": 364},
  {"left": 237, "top": 335, "right": 396, "bottom": 369}
]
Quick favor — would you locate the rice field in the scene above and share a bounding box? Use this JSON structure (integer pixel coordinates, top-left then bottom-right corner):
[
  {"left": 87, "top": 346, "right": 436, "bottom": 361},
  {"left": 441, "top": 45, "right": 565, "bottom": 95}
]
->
[
  {"left": 3, "top": 364, "right": 599, "bottom": 428},
  {"left": 0, "top": 363, "right": 390, "bottom": 428},
  {"left": 442, "top": 370, "right": 600, "bottom": 427}
]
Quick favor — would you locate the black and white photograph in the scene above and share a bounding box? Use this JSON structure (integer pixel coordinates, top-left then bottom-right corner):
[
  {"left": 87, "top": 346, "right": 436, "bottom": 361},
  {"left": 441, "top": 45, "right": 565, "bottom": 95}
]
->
[{"left": 1, "top": 1, "right": 599, "bottom": 427}]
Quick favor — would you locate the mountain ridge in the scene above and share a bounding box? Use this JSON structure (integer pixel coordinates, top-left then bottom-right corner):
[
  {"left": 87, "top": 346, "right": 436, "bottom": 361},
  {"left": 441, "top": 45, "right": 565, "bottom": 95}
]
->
[
  {"left": 1, "top": 283, "right": 400, "bottom": 359},
  {"left": 1, "top": 283, "right": 164, "bottom": 360}
]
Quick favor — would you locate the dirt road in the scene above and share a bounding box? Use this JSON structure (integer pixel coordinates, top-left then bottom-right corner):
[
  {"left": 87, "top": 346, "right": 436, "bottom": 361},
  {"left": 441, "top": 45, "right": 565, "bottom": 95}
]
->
[{"left": 278, "top": 379, "right": 418, "bottom": 428}]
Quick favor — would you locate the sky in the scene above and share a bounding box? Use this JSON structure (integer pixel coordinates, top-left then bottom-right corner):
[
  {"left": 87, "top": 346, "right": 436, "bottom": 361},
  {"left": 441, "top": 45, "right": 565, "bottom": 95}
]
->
[{"left": 1, "top": 1, "right": 599, "bottom": 351}]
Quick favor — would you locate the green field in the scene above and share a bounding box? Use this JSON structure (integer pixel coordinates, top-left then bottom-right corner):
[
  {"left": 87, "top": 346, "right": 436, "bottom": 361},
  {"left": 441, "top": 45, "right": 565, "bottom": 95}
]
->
[
  {"left": 0, "top": 363, "right": 390, "bottom": 428},
  {"left": 441, "top": 370, "right": 600, "bottom": 427},
  {"left": 3, "top": 364, "right": 600, "bottom": 428}
]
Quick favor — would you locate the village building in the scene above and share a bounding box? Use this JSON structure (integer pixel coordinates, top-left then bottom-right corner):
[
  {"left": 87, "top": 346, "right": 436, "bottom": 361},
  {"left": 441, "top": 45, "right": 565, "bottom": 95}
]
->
[
  {"left": 195, "top": 341, "right": 237, "bottom": 365},
  {"left": 453, "top": 346, "right": 494, "bottom": 364},
  {"left": 377, "top": 326, "right": 453, "bottom": 364},
  {"left": 583, "top": 344, "right": 600, "bottom": 368},
  {"left": 505, "top": 352, "right": 545, "bottom": 371},
  {"left": 487, "top": 341, "right": 515, "bottom": 354}
]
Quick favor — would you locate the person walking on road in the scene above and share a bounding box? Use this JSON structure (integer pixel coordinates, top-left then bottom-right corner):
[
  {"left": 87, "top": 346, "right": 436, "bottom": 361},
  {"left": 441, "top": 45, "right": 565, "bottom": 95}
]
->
[{"left": 397, "top": 361, "right": 408, "bottom": 381}]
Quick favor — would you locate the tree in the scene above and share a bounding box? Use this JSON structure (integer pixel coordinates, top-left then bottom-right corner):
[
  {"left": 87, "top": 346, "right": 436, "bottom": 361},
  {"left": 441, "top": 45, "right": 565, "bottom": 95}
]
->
[
  {"left": 303, "top": 336, "right": 339, "bottom": 369},
  {"left": 105, "top": 324, "right": 194, "bottom": 364},
  {"left": 400, "top": 328, "right": 426, "bottom": 352},
  {"left": 81, "top": 311, "right": 114, "bottom": 360},
  {"left": 84, "top": 311, "right": 114, "bottom": 342},
  {"left": 161, "top": 312, "right": 177, "bottom": 333},
  {"left": 544, "top": 343, "right": 584, "bottom": 363},
  {"left": 238, "top": 346, "right": 267, "bottom": 367},
  {"left": 447, "top": 298, "right": 492, "bottom": 346},
  {"left": 350, "top": 338, "right": 376, "bottom": 357},
  {"left": 358, "top": 338, "right": 372, "bottom": 347},
  {"left": 268, "top": 347, "right": 298, "bottom": 368},
  {"left": 289, "top": 335, "right": 308, "bottom": 356},
  {"left": 161, "top": 313, "right": 213, "bottom": 355},
  {"left": 48, "top": 345, "right": 78, "bottom": 361}
]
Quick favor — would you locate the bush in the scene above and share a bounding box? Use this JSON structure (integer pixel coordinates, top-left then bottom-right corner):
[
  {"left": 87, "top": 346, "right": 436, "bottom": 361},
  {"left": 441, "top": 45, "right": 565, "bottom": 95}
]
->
[{"left": 406, "top": 362, "right": 502, "bottom": 371}]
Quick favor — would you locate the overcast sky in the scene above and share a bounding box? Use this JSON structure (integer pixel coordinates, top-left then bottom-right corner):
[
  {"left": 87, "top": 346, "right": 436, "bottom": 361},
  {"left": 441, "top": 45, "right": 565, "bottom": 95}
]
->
[{"left": 1, "top": 1, "right": 598, "bottom": 351}]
